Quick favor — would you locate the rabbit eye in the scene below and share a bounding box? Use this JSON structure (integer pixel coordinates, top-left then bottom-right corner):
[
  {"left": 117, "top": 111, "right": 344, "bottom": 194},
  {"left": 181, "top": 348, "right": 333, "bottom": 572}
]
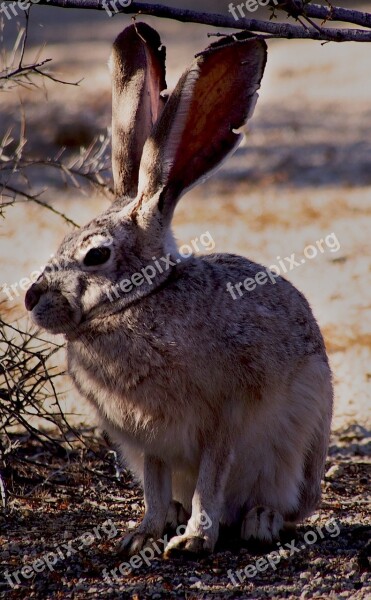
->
[{"left": 83, "top": 246, "right": 111, "bottom": 267}]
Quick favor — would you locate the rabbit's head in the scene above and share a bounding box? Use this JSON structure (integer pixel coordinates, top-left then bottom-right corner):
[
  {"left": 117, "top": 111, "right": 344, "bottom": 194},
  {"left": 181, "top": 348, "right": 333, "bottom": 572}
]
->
[{"left": 25, "top": 23, "right": 267, "bottom": 337}]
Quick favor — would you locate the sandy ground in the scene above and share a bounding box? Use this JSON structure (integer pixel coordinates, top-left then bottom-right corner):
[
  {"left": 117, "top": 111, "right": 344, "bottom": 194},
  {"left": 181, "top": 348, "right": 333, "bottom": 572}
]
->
[
  {"left": 0, "top": 428, "right": 369, "bottom": 599},
  {"left": 0, "top": 1, "right": 370, "bottom": 598}
]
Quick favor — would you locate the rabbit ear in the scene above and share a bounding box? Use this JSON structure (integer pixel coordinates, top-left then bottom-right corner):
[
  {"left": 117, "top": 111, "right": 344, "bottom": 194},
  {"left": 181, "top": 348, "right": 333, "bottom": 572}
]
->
[
  {"left": 136, "top": 33, "right": 267, "bottom": 222},
  {"left": 110, "top": 23, "right": 167, "bottom": 201}
]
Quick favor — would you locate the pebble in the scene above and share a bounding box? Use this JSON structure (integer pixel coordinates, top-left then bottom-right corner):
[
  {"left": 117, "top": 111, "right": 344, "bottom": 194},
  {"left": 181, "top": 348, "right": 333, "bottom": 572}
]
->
[
  {"left": 190, "top": 581, "right": 202, "bottom": 589},
  {"left": 325, "top": 464, "right": 343, "bottom": 479}
]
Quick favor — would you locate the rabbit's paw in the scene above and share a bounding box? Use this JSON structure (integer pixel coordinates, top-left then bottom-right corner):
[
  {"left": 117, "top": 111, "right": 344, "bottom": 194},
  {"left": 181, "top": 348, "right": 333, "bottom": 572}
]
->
[
  {"left": 241, "top": 506, "right": 283, "bottom": 544},
  {"left": 164, "top": 534, "right": 212, "bottom": 558},
  {"left": 165, "top": 500, "right": 189, "bottom": 529},
  {"left": 118, "top": 530, "right": 157, "bottom": 556}
]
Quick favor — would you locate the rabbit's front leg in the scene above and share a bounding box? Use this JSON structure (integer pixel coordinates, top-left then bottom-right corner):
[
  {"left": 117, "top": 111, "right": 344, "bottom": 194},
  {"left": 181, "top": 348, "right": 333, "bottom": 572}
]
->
[
  {"left": 120, "top": 455, "right": 171, "bottom": 555},
  {"left": 164, "top": 440, "right": 234, "bottom": 557}
]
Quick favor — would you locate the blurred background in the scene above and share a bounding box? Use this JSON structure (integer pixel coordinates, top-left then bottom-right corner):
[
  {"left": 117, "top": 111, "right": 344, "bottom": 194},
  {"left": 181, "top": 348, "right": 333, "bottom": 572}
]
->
[{"left": 1, "top": 0, "right": 370, "bottom": 432}]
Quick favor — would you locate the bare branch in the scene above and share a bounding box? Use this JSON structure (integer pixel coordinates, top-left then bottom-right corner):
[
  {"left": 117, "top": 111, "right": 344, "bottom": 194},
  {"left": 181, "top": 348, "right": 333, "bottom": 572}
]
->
[
  {"left": 0, "top": 15, "right": 80, "bottom": 90},
  {"left": 1, "top": 184, "right": 80, "bottom": 227},
  {"left": 0, "top": 124, "right": 113, "bottom": 225},
  {"left": 0, "top": 57, "right": 51, "bottom": 82},
  {"left": 3, "top": 1, "right": 371, "bottom": 43},
  {"left": 0, "top": 58, "right": 81, "bottom": 88},
  {"left": 281, "top": 1, "right": 371, "bottom": 29}
]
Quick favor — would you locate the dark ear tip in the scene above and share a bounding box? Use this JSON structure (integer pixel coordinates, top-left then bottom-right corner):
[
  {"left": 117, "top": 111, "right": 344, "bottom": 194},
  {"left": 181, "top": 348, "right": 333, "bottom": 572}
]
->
[
  {"left": 111, "top": 22, "right": 166, "bottom": 79},
  {"left": 110, "top": 21, "right": 167, "bottom": 201},
  {"left": 113, "top": 22, "right": 162, "bottom": 50}
]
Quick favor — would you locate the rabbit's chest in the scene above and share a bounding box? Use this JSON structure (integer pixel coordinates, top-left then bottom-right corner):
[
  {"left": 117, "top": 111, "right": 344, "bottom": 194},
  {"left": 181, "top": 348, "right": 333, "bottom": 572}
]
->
[
  {"left": 68, "top": 344, "right": 199, "bottom": 464},
  {"left": 66, "top": 333, "right": 198, "bottom": 452}
]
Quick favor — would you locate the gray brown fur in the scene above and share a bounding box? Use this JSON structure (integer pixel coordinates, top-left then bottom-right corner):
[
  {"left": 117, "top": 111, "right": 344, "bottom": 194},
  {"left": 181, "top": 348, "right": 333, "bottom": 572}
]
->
[{"left": 25, "top": 24, "right": 333, "bottom": 556}]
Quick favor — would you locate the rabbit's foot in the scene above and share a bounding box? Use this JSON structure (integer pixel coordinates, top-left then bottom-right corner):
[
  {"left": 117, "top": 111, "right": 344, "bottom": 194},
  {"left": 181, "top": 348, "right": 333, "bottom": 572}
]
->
[
  {"left": 164, "top": 534, "right": 212, "bottom": 558},
  {"left": 241, "top": 506, "right": 283, "bottom": 544},
  {"left": 118, "top": 529, "right": 161, "bottom": 556},
  {"left": 165, "top": 500, "right": 189, "bottom": 529}
]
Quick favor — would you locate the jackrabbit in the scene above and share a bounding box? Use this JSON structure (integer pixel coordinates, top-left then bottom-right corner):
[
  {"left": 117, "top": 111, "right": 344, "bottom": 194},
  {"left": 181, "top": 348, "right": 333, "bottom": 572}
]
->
[{"left": 25, "top": 23, "right": 333, "bottom": 557}]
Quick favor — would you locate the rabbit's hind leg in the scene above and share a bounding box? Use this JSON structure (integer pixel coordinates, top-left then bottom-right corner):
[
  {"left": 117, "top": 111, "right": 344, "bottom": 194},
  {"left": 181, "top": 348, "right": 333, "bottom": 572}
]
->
[
  {"left": 240, "top": 355, "right": 332, "bottom": 544},
  {"left": 165, "top": 500, "right": 189, "bottom": 529},
  {"left": 241, "top": 505, "right": 284, "bottom": 543}
]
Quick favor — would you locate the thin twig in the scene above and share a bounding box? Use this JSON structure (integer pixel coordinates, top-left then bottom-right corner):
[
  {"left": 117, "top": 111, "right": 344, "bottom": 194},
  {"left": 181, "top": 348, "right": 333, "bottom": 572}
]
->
[
  {"left": 0, "top": 471, "right": 6, "bottom": 510},
  {"left": 2, "top": 184, "right": 79, "bottom": 227}
]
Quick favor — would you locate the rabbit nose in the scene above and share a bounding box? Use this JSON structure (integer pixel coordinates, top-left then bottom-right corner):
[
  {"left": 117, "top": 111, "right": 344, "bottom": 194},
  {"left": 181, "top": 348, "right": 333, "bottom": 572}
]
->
[{"left": 25, "top": 283, "right": 43, "bottom": 311}]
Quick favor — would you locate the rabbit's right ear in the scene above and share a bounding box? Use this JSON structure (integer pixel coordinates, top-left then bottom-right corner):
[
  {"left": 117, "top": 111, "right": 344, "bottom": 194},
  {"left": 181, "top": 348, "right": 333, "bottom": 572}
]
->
[
  {"left": 110, "top": 23, "right": 167, "bottom": 200},
  {"left": 136, "top": 33, "right": 267, "bottom": 225}
]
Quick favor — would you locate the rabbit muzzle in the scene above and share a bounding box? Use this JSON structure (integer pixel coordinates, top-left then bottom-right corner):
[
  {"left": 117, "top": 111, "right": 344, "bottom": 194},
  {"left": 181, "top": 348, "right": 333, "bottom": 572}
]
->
[{"left": 25, "top": 277, "right": 83, "bottom": 336}]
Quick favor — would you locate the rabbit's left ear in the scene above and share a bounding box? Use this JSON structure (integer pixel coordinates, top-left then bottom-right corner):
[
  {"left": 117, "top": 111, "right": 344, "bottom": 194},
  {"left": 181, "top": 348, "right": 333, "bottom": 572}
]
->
[
  {"left": 110, "top": 23, "right": 167, "bottom": 200},
  {"left": 136, "top": 33, "right": 267, "bottom": 224}
]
